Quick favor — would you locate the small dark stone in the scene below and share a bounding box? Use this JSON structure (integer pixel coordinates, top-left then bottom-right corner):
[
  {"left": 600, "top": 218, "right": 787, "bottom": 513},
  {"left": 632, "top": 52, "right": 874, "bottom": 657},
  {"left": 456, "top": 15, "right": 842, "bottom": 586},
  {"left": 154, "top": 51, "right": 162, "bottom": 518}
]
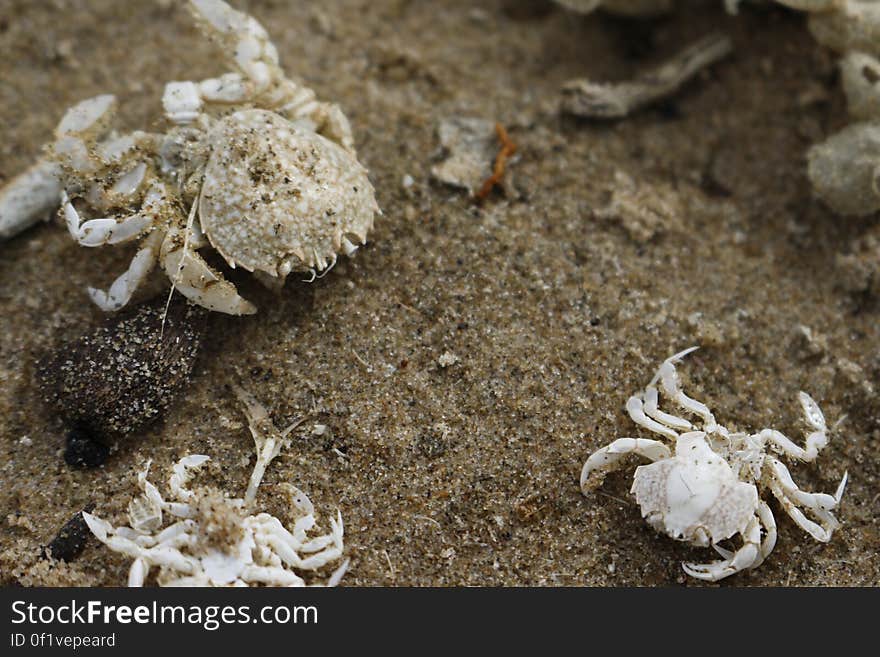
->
[
  {"left": 64, "top": 428, "right": 109, "bottom": 468},
  {"left": 45, "top": 505, "right": 95, "bottom": 562},
  {"left": 417, "top": 428, "right": 449, "bottom": 459},
  {"left": 37, "top": 298, "right": 207, "bottom": 442}
]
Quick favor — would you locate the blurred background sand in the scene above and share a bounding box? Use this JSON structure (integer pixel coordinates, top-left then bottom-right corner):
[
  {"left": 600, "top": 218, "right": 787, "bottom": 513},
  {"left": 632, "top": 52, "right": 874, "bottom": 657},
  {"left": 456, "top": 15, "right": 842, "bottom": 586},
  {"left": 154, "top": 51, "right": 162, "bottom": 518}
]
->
[{"left": 0, "top": 0, "right": 876, "bottom": 586}]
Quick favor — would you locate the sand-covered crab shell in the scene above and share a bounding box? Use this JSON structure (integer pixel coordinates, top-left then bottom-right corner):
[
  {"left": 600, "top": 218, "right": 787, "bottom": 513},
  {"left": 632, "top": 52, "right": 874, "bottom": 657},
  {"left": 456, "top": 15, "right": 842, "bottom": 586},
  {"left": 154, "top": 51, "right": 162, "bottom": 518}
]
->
[{"left": 201, "top": 109, "right": 377, "bottom": 277}]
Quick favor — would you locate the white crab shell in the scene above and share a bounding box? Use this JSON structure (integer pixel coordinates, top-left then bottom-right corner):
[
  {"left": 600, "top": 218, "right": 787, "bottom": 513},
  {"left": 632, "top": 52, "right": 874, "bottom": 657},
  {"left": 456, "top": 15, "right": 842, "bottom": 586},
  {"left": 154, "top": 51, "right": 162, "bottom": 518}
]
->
[
  {"left": 631, "top": 432, "right": 759, "bottom": 546},
  {"left": 199, "top": 109, "right": 379, "bottom": 277}
]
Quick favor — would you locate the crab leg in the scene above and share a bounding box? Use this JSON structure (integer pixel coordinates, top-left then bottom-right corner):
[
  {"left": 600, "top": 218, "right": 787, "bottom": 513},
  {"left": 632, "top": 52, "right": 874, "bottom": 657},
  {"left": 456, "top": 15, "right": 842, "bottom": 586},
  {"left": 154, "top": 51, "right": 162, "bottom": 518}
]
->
[
  {"left": 299, "top": 534, "right": 336, "bottom": 554},
  {"left": 50, "top": 94, "right": 118, "bottom": 174},
  {"left": 651, "top": 346, "right": 720, "bottom": 431},
  {"left": 682, "top": 513, "right": 762, "bottom": 582},
  {"left": 251, "top": 510, "right": 344, "bottom": 569},
  {"left": 748, "top": 501, "right": 777, "bottom": 570},
  {"left": 163, "top": 0, "right": 280, "bottom": 123},
  {"left": 2, "top": 95, "right": 116, "bottom": 241},
  {"left": 84, "top": 512, "right": 199, "bottom": 574},
  {"left": 282, "top": 94, "right": 356, "bottom": 153},
  {"left": 269, "top": 513, "right": 344, "bottom": 571},
  {"left": 62, "top": 192, "right": 156, "bottom": 248},
  {"left": 189, "top": 0, "right": 278, "bottom": 91},
  {"left": 87, "top": 230, "right": 163, "bottom": 311},
  {"left": 711, "top": 501, "right": 777, "bottom": 570},
  {"left": 115, "top": 521, "right": 197, "bottom": 550},
  {"left": 168, "top": 0, "right": 357, "bottom": 152},
  {"left": 168, "top": 454, "right": 211, "bottom": 502},
  {"left": 641, "top": 387, "right": 694, "bottom": 431},
  {"left": 0, "top": 160, "right": 63, "bottom": 240},
  {"left": 761, "top": 392, "right": 830, "bottom": 462},
  {"left": 767, "top": 457, "right": 847, "bottom": 514},
  {"left": 626, "top": 394, "right": 680, "bottom": 440},
  {"left": 128, "top": 558, "right": 150, "bottom": 587},
  {"left": 580, "top": 437, "right": 671, "bottom": 492},
  {"left": 292, "top": 514, "right": 316, "bottom": 541},
  {"left": 765, "top": 457, "right": 847, "bottom": 542},
  {"left": 325, "top": 558, "right": 350, "bottom": 587},
  {"left": 253, "top": 532, "right": 309, "bottom": 570}
]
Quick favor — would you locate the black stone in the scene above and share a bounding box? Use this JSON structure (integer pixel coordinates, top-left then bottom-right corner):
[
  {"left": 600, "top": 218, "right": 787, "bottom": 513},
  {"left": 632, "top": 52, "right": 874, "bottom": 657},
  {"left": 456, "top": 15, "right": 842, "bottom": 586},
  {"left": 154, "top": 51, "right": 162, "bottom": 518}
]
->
[
  {"left": 45, "top": 505, "right": 95, "bottom": 562},
  {"left": 37, "top": 298, "right": 206, "bottom": 442},
  {"left": 64, "top": 428, "right": 109, "bottom": 469}
]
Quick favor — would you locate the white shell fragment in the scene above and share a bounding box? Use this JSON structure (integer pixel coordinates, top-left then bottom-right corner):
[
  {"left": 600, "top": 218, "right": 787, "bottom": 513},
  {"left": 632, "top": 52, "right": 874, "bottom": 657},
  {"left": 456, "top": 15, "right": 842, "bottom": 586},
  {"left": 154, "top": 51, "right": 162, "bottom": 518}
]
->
[
  {"left": 233, "top": 384, "right": 305, "bottom": 505},
  {"left": 82, "top": 392, "right": 348, "bottom": 587},
  {"left": 431, "top": 117, "right": 499, "bottom": 196},
  {"left": 201, "top": 110, "right": 377, "bottom": 276},
  {"left": 580, "top": 347, "right": 847, "bottom": 582}
]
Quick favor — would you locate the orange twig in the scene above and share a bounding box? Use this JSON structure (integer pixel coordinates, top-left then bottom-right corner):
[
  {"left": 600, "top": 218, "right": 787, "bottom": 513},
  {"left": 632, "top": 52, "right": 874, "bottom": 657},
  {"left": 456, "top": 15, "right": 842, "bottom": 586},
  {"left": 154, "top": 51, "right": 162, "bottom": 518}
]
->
[{"left": 475, "top": 122, "right": 516, "bottom": 201}]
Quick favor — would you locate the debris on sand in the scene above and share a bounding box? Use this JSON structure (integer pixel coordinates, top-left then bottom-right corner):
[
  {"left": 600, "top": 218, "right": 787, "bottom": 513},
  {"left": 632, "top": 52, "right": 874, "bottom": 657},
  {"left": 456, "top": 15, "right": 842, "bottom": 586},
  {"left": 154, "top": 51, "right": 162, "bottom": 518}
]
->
[
  {"left": 432, "top": 117, "right": 517, "bottom": 198},
  {"left": 561, "top": 33, "right": 732, "bottom": 119}
]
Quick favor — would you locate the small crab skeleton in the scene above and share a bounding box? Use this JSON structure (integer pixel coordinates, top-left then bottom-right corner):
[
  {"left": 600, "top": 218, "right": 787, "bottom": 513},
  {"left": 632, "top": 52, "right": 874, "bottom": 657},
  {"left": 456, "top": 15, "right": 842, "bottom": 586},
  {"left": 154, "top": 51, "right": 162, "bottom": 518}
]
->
[
  {"left": 580, "top": 347, "right": 847, "bottom": 582},
  {"left": 82, "top": 390, "right": 348, "bottom": 587},
  {"left": 0, "top": 0, "right": 378, "bottom": 314}
]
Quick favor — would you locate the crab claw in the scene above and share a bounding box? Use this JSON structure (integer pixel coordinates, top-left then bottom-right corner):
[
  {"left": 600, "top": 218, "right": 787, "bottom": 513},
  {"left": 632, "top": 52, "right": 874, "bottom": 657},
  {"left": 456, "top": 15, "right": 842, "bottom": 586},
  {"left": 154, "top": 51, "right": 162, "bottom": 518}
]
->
[
  {"left": 798, "top": 392, "right": 827, "bottom": 432},
  {"left": 161, "top": 230, "right": 256, "bottom": 315}
]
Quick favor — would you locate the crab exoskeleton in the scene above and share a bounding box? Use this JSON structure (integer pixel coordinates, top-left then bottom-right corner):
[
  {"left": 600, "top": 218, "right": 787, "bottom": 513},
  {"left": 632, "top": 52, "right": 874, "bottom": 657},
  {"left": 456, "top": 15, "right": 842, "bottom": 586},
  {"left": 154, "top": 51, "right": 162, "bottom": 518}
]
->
[
  {"left": 580, "top": 347, "right": 848, "bottom": 582},
  {"left": 0, "top": 0, "right": 379, "bottom": 314},
  {"left": 82, "top": 389, "right": 348, "bottom": 587}
]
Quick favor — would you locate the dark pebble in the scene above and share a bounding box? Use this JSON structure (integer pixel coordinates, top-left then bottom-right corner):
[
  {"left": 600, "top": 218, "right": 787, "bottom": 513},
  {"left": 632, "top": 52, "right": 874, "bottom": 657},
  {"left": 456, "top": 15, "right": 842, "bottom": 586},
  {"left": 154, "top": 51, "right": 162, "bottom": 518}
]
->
[
  {"left": 37, "top": 298, "right": 207, "bottom": 442},
  {"left": 64, "top": 427, "right": 109, "bottom": 468},
  {"left": 45, "top": 505, "right": 95, "bottom": 562}
]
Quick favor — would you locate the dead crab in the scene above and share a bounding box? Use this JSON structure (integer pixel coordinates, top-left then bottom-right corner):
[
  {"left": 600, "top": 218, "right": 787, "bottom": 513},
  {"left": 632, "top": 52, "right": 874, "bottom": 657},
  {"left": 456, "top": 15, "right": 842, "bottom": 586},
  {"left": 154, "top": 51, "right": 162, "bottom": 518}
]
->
[
  {"left": 580, "top": 347, "right": 847, "bottom": 581},
  {"left": 0, "top": 0, "right": 378, "bottom": 314},
  {"left": 82, "top": 389, "right": 348, "bottom": 587}
]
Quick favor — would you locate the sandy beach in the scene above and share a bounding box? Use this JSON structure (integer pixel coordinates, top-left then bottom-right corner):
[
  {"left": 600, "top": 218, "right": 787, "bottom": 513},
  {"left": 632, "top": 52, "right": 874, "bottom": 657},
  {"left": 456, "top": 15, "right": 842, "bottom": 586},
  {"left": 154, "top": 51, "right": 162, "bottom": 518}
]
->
[{"left": 0, "top": 0, "right": 877, "bottom": 586}]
